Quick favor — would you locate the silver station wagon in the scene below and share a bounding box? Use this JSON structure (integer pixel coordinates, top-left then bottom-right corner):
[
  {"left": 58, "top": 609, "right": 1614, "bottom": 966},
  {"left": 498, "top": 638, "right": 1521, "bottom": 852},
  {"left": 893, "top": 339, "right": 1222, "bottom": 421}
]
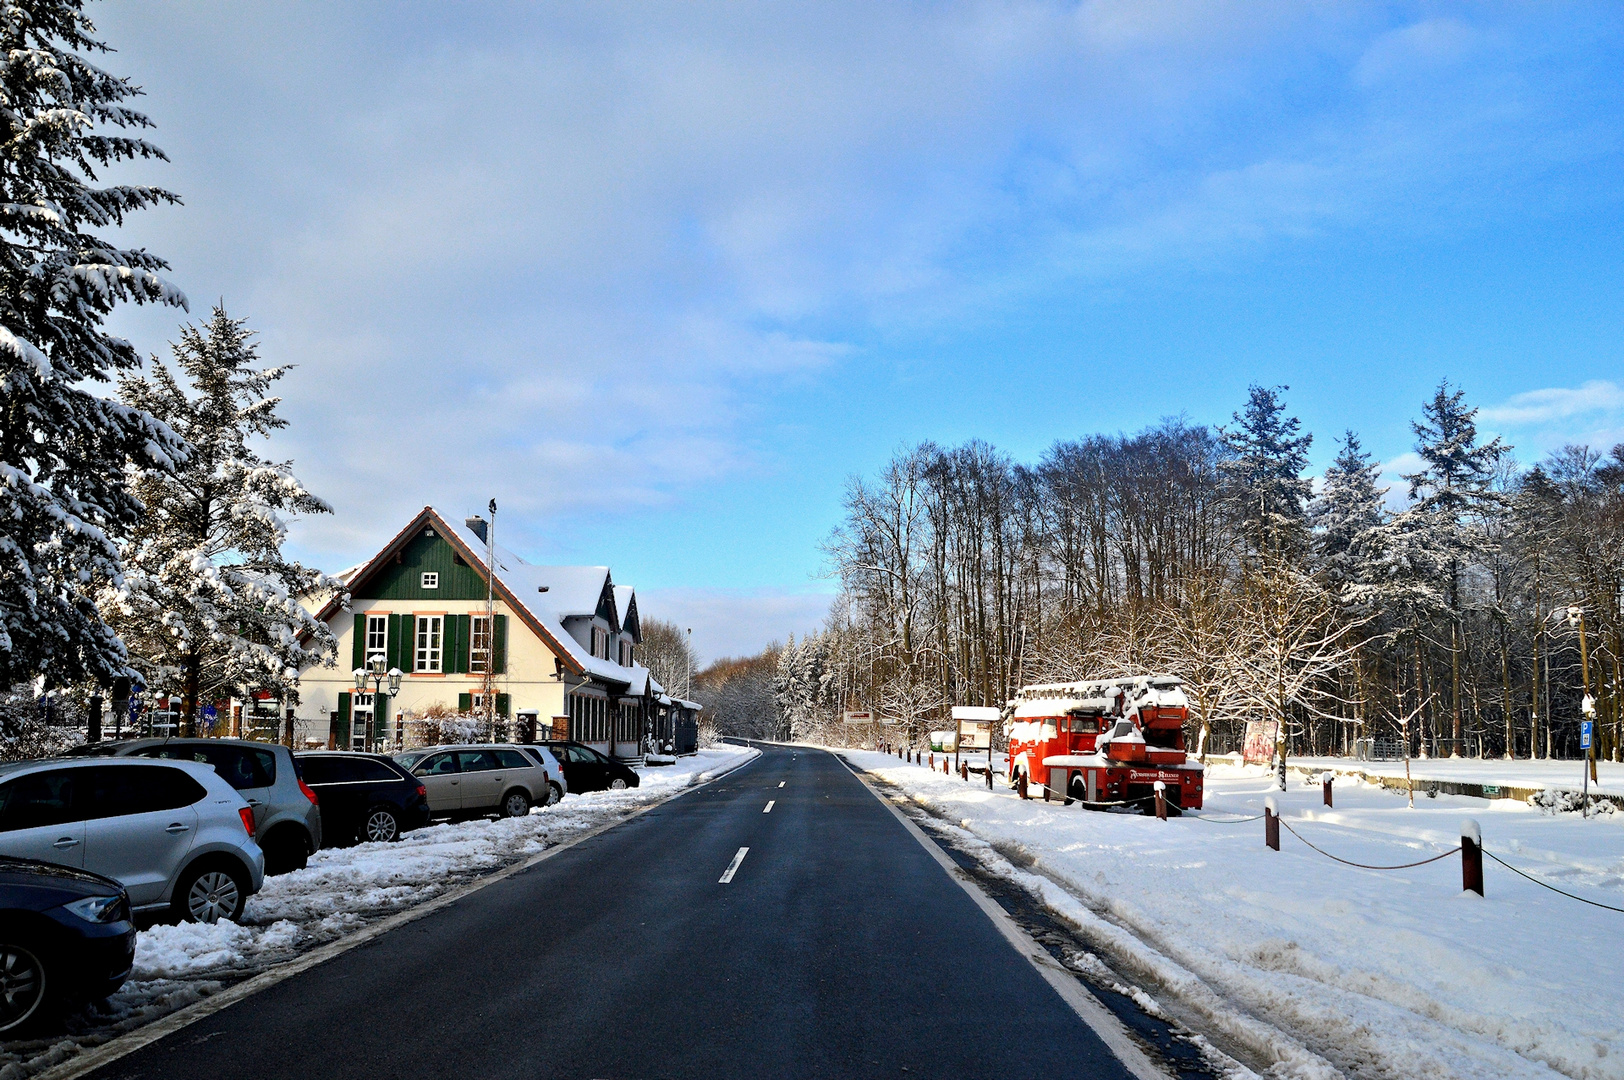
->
[{"left": 394, "top": 745, "right": 558, "bottom": 820}]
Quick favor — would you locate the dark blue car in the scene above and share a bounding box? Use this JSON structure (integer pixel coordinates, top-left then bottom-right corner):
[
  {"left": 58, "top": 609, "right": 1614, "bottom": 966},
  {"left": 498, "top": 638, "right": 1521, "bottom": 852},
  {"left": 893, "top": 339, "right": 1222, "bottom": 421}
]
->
[{"left": 0, "top": 857, "right": 136, "bottom": 1034}]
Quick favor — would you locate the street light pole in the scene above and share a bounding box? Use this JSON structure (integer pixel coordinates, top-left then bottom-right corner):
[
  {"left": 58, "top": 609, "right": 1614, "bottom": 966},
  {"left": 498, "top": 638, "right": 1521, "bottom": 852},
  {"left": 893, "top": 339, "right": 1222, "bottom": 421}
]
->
[
  {"left": 1567, "top": 605, "right": 1597, "bottom": 815},
  {"left": 354, "top": 656, "right": 403, "bottom": 752}
]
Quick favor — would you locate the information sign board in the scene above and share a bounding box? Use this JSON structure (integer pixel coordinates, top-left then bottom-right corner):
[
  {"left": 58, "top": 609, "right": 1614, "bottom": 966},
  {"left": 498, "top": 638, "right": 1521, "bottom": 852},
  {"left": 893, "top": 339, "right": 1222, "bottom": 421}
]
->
[
  {"left": 843, "top": 710, "right": 874, "bottom": 724},
  {"left": 1242, "top": 719, "right": 1280, "bottom": 765}
]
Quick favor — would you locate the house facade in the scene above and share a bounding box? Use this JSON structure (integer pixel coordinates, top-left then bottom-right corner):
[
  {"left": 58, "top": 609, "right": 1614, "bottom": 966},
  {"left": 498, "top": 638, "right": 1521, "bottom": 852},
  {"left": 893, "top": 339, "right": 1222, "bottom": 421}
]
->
[{"left": 296, "top": 506, "right": 694, "bottom": 761}]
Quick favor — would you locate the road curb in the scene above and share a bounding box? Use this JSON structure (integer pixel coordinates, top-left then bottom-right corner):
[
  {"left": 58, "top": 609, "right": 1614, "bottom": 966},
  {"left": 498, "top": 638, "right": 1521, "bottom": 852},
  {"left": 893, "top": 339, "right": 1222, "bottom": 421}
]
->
[{"left": 34, "top": 748, "right": 761, "bottom": 1080}]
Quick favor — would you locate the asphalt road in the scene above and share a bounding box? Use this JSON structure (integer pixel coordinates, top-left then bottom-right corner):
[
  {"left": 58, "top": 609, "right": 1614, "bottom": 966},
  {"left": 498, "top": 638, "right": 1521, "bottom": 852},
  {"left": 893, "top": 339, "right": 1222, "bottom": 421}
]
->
[{"left": 86, "top": 745, "right": 1140, "bottom": 1080}]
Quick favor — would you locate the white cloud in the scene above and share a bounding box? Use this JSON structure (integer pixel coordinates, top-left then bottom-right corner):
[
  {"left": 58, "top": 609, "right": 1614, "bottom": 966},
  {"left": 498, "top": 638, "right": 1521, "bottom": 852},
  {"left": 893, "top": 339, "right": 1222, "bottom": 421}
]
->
[{"left": 1479, "top": 380, "right": 1624, "bottom": 425}]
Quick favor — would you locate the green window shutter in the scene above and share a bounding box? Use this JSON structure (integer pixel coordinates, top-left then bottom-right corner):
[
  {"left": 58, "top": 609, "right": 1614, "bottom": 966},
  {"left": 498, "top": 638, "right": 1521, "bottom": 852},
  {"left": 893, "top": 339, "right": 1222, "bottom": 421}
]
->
[
  {"left": 442, "top": 615, "right": 459, "bottom": 675},
  {"left": 352, "top": 614, "right": 365, "bottom": 670},
  {"left": 457, "top": 614, "right": 472, "bottom": 673},
  {"left": 458, "top": 692, "right": 472, "bottom": 714},
  {"left": 496, "top": 693, "right": 510, "bottom": 719},
  {"left": 401, "top": 614, "right": 416, "bottom": 673},
  {"left": 338, "top": 692, "right": 352, "bottom": 745},
  {"left": 493, "top": 614, "right": 508, "bottom": 675},
  {"left": 387, "top": 614, "right": 403, "bottom": 672}
]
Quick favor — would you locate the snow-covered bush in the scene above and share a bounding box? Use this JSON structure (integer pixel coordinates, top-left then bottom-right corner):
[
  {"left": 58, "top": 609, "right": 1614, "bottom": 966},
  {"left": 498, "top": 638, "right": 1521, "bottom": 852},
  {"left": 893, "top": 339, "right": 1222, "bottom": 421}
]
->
[
  {"left": 0, "top": 688, "right": 83, "bottom": 762},
  {"left": 401, "top": 701, "right": 484, "bottom": 747}
]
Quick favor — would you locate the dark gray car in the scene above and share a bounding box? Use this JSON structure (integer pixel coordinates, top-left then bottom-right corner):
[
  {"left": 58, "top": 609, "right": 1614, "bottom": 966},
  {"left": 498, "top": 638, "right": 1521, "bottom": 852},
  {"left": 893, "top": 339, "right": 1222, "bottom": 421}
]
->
[{"left": 68, "top": 739, "right": 321, "bottom": 874}]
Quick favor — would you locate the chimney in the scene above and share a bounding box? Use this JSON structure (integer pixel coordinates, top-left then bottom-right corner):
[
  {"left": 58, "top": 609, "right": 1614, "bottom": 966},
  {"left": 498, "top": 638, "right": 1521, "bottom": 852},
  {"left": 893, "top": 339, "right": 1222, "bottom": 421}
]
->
[{"left": 465, "top": 515, "right": 488, "bottom": 544}]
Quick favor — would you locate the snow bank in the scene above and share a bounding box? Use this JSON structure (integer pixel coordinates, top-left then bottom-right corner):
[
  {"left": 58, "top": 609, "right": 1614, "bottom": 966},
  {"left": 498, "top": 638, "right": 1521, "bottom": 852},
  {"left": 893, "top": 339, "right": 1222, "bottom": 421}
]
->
[
  {"left": 0, "top": 745, "right": 757, "bottom": 1078},
  {"left": 841, "top": 748, "right": 1624, "bottom": 1080}
]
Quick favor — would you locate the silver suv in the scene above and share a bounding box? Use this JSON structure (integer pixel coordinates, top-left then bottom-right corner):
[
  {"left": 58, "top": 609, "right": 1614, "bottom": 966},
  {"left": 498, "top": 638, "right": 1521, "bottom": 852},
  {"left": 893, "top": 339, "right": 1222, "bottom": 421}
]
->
[
  {"left": 394, "top": 745, "right": 558, "bottom": 820},
  {"left": 72, "top": 738, "right": 321, "bottom": 874},
  {"left": 0, "top": 758, "right": 265, "bottom": 922}
]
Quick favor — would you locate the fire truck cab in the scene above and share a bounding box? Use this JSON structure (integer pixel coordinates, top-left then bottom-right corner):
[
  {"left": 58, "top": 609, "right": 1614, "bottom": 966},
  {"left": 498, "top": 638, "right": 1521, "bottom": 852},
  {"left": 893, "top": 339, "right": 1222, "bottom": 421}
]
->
[{"left": 1006, "top": 676, "right": 1204, "bottom": 811}]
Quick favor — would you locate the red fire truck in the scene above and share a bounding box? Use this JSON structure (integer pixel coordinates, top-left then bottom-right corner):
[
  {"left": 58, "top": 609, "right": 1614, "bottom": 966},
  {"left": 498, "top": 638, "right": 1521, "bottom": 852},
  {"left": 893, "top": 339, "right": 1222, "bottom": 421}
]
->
[{"left": 1005, "top": 676, "right": 1204, "bottom": 811}]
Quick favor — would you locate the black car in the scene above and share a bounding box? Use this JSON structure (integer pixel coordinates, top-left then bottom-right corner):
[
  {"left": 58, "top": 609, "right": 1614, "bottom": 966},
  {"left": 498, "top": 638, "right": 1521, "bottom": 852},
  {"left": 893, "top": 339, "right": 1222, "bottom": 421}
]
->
[
  {"left": 538, "top": 741, "right": 641, "bottom": 793},
  {"left": 0, "top": 857, "right": 136, "bottom": 1035},
  {"left": 293, "top": 752, "right": 431, "bottom": 845}
]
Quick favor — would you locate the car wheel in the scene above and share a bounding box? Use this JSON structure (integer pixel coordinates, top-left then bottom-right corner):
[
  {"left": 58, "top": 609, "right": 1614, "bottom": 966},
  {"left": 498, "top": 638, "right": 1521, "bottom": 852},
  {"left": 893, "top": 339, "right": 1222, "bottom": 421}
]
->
[
  {"left": 263, "top": 828, "right": 311, "bottom": 875},
  {"left": 363, "top": 806, "right": 401, "bottom": 843},
  {"left": 546, "top": 782, "right": 563, "bottom": 806},
  {"left": 608, "top": 777, "right": 628, "bottom": 791},
  {"left": 0, "top": 942, "right": 49, "bottom": 1035},
  {"left": 501, "top": 789, "right": 532, "bottom": 818},
  {"left": 174, "top": 862, "right": 248, "bottom": 924}
]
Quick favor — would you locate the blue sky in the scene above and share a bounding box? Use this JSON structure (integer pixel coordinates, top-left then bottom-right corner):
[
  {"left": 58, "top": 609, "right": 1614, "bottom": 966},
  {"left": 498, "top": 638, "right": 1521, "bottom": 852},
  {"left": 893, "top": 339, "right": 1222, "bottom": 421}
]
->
[{"left": 94, "top": 2, "right": 1624, "bottom": 661}]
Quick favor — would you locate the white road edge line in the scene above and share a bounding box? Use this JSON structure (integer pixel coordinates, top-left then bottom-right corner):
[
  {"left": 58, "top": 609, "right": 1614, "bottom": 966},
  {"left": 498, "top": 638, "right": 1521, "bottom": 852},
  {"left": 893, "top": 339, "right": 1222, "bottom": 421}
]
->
[
  {"left": 832, "top": 752, "right": 1165, "bottom": 1080},
  {"left": 37, "top": 751, "right": 763, "bottom": 1080},
  {"left": 763, "top": 800, "right": 775, "bottom": 813},
  {"left": 719, "top": 846, "right": 750, "bottom": 883}
]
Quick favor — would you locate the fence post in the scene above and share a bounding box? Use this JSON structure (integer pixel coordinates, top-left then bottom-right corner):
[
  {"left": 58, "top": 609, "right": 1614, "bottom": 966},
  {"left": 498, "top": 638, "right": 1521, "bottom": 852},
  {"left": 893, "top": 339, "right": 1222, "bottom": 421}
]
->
[
  {"left": 986, "top": 766, "right": 993, "bottom": 790},
  {"left": 1322, "top": 772, "right": 1333, "bottom": 808},
  {"left": 1461, "top": 819, "right": 1483, "bottom": 896},
  {"left": 1154, "top": 780, "right": 1167, "bottom": 821},
  {"left": 1264, "top": 796, "right": 1279, "bottom": 850}
]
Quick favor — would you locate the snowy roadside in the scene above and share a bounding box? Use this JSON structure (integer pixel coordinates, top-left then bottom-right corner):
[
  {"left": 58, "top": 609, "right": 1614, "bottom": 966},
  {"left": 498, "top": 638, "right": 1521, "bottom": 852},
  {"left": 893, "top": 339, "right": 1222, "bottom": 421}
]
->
[
  {"left": 837, "top": 747, "right": 1624, "bottom": 1080},
  {"left": 0, "top": 745, "right": 758, "bottom": 1080}
]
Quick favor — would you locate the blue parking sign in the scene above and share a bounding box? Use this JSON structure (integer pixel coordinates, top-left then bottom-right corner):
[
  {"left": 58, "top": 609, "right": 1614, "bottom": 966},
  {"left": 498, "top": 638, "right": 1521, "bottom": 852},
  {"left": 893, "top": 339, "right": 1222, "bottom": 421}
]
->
[{"left": 1581, "top": 720, "right": 1594, "bottom": 750}]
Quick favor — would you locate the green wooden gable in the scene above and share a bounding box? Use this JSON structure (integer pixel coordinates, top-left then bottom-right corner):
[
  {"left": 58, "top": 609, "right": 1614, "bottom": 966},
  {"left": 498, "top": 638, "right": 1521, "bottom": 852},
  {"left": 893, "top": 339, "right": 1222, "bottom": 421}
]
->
[{"left": 352, "top": 526, "right": 489, "bottom": 601}]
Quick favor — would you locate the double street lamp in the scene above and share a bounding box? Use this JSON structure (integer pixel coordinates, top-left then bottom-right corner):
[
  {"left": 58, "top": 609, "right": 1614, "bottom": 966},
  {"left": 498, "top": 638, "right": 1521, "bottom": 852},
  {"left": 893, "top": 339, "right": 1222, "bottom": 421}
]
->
[{"left": 353, "top": 656, "right": 403, "bottom": 751}]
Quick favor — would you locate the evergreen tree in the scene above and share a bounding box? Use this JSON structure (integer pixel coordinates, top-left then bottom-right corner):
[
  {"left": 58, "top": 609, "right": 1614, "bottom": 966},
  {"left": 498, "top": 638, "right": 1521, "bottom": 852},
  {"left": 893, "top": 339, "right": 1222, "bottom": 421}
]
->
[
  {"left": 1311, "top": 431, "right": 1392, "bottom": 610},
  {"left": 0, "top": 1, "right": 187, "bottom": 688},
  {"left": 1219, "top": 385, "right": 1314, "bottom": 558},
  {"left": 99, "top": 308, "right": 337, "bottom": 732},
  {"left": 1401, "top": 380, "right": 1507, "bottom": 754}
]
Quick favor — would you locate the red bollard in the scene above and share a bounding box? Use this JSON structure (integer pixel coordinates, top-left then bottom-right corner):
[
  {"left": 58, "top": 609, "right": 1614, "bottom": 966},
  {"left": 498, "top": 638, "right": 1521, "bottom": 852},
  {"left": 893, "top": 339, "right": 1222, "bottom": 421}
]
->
[
  {"left": 1461, "top": 819, "right": 1483, "bottom": 896},
  {"left": 929, "top": 752, "right": 934, "bottom": 769},
  {"left": 1264, "top": 796, "right": 1279, "bottom": 850},
  {"left": 1154, "top": 780, "right": 1167, "bottom": 821},
  {"left": 1018, "top": 772, "right": 1029, "bottom": 800},
  {"left": 1322, "top": 773, "right": 1333, "bottom": 808},
  {"left": 985, "top": 767, "right": 993, "bottom": 790},
  {"left": 943, "top": 758, "right": 949, "bottom": 775},
  {"left": 961, "top": 762, "right": 968, "bottom": 781}
]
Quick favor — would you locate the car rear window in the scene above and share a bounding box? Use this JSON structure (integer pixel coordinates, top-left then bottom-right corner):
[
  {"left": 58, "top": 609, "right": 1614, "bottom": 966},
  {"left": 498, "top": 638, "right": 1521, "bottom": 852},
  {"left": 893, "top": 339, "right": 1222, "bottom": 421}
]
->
[
  {"left": 142, "top": 744, "right": 276, "bottom": 790},
  {"left": 494, "top": 749, "right": 532, "bottom": 769},
  {"left": 82, "top": 765, "right": 206, "bottom": 816},
  {"left": 298, "top": 757, "right": 348, "bottom": 784},
  {"left": 353, "top": 759, "right": 402, "bottom": 782}
]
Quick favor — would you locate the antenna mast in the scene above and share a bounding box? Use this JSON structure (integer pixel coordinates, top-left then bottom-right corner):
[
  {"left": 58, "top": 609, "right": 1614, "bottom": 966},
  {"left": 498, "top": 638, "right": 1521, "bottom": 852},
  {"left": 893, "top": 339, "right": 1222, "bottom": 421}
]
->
[{"left": 484, "top": 498, "right": 497, "bottom": 740}]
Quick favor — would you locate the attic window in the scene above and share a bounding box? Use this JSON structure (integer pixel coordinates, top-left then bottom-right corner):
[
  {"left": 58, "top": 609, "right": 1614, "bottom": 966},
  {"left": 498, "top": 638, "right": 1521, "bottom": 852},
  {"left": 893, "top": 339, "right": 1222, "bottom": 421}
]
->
[{"left": 421, "top": 572, "right": 439, "bottom": 590}]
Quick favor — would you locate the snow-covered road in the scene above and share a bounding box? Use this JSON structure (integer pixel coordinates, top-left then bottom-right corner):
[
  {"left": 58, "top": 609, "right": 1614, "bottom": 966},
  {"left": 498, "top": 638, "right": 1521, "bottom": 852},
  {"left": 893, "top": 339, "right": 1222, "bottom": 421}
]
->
[
  {"left": 0, "top": 745, "right": 758, "bottom": 1080},
  {"left": 840, "top": 747, "right": 1624, "bottom": 1080}
]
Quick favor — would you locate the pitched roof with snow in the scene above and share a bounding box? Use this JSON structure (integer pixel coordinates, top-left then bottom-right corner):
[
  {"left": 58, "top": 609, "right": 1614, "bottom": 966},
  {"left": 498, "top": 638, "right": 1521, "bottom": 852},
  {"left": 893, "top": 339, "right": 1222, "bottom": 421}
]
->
[{"left": 314, "top": 506, "right": 669, "bottom": 693}]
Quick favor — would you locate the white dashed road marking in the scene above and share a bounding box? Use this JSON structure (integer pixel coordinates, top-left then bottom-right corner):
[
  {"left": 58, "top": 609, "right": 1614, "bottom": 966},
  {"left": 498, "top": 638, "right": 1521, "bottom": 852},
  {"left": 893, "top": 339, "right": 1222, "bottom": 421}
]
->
[
  {"left": 778, "top": 781, "right": 785, "bottom": 788},
  {"left": 763, "top": 800, "right": 775, "bottom": 813},
  {"left": 719, "top": 847, "right": 749, "bottom": 883}
]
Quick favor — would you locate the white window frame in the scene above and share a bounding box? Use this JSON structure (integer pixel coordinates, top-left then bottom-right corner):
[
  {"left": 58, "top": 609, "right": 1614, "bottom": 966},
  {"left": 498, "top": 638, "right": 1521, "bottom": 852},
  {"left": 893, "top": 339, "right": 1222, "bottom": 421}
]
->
[
  {"left": 618, "top": 639, "right": 633, "bottom": 666},
  {"left": 365, "top": 615, "right": 388, "bottom": 667},
  {"left": 470, "top": 615, "right": 492, "bottom": 674},
  {"left": 352, "top": 692, "right": 374, "bottom": 752},
  {"left": 416, "top": 615, "right": 443, "bottom": 673},
  {"left": 592, "top": 626, "right": 608, "bottom": 660},
  {"left": 421, "top": 571, "right": 439, "bottom": 590}
]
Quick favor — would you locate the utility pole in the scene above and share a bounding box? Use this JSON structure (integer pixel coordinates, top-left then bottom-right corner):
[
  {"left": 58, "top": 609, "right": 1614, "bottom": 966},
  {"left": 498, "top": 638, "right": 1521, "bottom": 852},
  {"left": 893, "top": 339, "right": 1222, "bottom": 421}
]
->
[{"left": 484, "top": 498, "right": 498, "bottom": 741}]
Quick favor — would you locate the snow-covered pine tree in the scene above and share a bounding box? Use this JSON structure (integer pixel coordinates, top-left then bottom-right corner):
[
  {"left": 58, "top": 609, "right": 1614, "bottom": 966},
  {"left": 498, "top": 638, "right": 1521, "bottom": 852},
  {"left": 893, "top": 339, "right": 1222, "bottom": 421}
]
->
[
  {"left": 0, "top": 2, "right": 187, "bottom": 689},
  {"left": 100, "top": 307, "right": 338, "bottom": 733},
  {"left": 1311, "top": 431, "right": 1392, "bottom": 610},
  {"left": 1402, "top": 381, "right": 1507, "bottom": 754},
  {"left": 1219, "top": 385, "right": 1314, "bottom": 559}
]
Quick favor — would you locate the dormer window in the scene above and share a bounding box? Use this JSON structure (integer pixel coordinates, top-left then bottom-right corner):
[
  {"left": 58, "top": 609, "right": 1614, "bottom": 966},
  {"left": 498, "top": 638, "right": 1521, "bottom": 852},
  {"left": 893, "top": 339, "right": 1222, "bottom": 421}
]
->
[
  {"left": 592, "top": 626, "right": 608, "bottom": 659},
  {"left": 421, "top": 572, "right": 439, "bottom": 590},
  {"left": 618, "top": 639, "right": 633, "bottom": 666}
]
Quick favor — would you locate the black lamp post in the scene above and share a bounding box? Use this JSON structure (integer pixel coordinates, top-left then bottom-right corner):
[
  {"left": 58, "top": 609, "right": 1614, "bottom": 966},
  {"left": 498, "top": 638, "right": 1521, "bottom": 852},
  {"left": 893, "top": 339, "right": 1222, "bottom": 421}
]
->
[{"left": 353, "top": 655, "right": 403, "bottom": 751}]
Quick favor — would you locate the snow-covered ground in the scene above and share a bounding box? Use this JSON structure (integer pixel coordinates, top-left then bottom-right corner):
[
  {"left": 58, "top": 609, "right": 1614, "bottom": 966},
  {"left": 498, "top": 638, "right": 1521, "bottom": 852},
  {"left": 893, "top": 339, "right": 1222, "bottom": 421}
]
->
[
  {"left": 0, "top": 745, "right": 757, "bottom": 1079},
  {"left": 840, "top": 747, "right": 1624, "bottom": 1080}
]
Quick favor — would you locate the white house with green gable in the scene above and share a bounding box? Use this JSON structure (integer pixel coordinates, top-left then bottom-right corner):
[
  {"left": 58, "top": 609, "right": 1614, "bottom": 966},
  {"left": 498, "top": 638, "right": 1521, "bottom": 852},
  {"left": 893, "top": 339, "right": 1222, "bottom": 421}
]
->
[{"left": 295, "top": 506, "right": 697, "bottom": 759}]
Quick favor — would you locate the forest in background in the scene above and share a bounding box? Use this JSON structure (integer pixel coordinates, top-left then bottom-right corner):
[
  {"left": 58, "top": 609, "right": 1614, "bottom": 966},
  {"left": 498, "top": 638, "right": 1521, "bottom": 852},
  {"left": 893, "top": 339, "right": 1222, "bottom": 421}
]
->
[{"left": 703, "top": 383, "right": 1624, "bottom": 763}]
